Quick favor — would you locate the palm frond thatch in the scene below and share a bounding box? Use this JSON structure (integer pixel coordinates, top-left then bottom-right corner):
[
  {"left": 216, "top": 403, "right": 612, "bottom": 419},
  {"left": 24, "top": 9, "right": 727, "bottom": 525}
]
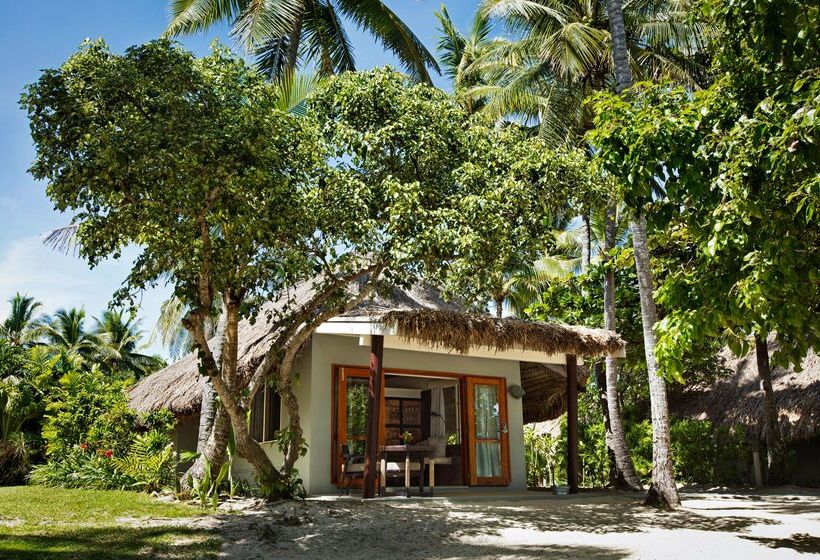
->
[
  {"left": 382, "top": 308, "right": 623, "bottom": 356},
  {"left": 671, "top": 340, "right": 820, "bottom": 443}
]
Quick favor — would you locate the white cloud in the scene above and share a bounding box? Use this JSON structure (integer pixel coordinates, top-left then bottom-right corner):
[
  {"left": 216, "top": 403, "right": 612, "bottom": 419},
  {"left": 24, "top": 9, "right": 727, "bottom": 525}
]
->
[{"left": 0, "top": 236, "right": 172, "bottom": 356}]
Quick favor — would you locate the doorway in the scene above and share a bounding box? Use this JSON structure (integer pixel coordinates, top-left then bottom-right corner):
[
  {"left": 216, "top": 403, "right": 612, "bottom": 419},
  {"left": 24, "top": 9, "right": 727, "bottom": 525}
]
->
[{"left": 332, "top": 367, "right": 510, "bottom": 487}]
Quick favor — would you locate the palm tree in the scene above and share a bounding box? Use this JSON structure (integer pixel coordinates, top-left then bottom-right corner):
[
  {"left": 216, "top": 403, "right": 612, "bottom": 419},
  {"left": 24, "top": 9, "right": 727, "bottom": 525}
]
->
[
  {"left": 606, "top": 0, "right": 681, "bottom": 508},
  {"left": 435, "top": 5, "right": 492, "bottom": 114},
  {"left": 1, "top": 294, "right": 44, "bottom": 346},
  {"left": 465, "top": 0, "right": 706, "bottom": 142},
  {"left": 94, "top": 310, "right": 165, "bottom": 379},
  {"left": 40, "top": 308, "right": 101, "bottom": 359},
  {"left": 165, "top": 0, "right": 440, "bottom": 83}
]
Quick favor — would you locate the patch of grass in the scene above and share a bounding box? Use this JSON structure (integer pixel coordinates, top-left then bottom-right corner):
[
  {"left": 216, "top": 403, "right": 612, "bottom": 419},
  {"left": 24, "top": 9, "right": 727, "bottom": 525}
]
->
[{"left": 0, "top": 486, "right": 221, "bottom": 559}]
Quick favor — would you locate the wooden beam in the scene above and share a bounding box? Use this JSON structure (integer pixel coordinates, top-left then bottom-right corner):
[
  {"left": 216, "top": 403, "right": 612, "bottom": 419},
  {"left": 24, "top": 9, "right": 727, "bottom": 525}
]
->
[
  {"left": 566, "top": 354, "right": 579, "bottom": 494},
  {"left": 362, "top": 334, "right": 384, "bottom": 498}
]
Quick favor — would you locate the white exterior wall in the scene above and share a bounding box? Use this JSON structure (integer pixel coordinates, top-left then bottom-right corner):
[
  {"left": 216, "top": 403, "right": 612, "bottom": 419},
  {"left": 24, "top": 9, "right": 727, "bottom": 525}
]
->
[{"left": 305, "top": 333, "right": 526, "bottom": 495}]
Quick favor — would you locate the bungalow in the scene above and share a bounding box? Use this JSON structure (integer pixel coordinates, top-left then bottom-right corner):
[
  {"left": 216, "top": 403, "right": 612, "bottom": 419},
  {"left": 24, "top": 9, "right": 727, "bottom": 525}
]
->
[
  {"left": 671, "top": 340, "right": 820, "bottom": 487},
  {"left": 129, "top": 286, "right": 625, "bottom": 496}
]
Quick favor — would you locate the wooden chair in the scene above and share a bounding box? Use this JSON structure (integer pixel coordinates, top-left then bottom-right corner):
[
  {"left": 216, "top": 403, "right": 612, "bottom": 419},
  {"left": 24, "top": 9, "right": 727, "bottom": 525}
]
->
[{"left": 338, "top": 444, "right": 365, "bottom": 495}]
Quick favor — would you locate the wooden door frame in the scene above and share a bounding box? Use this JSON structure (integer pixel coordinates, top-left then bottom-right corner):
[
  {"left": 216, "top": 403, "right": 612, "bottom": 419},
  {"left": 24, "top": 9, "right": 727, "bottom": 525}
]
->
[
  {"left": 332, "top": 366, "right": 386, "bottom": 485},
  {"left": 464, "top": 376, "right": 511, "bottom": 486}
]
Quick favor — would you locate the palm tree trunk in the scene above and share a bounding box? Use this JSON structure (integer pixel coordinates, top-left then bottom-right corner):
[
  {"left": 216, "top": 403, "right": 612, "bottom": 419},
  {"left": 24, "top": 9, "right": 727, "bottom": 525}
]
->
[
  {"left": 606, "top": 0, "right": 676, "bottom": 506},
  {"left": 581, "top": 211, "right": 592, "bottom": 271},
  {"left": 604, "top": 203, "right": 642, "bottom": 490},
  {"left": 606, "top": 0, "right": 633, "bottom": 92},
  {"left": 755, "top": 334, "right": 782, "bottom": 483},
  {"left": 285, "top": 8, "right": 305, "bottom": 73},
  {"left": 593, "top": 360, "right": 617, "bottom": 485},
  {"left": 494, "top": 295, "right": 504, "bottom": 319},
  {"left": 631, "top": 215, "right": 680, "bottom": 508}
]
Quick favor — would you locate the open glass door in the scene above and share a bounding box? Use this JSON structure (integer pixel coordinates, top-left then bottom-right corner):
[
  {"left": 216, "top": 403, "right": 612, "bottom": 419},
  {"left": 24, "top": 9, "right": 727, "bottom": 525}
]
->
[
  {"left": 334, "top": 367, "right": 384, "bottom": 485},
  {"left": 465, "top": 376, "right": 510, "bottom": 485}
]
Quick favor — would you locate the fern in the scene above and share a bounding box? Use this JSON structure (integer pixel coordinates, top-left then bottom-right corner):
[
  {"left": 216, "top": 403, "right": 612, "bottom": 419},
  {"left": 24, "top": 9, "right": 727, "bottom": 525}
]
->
[{"left": 112, "top": 431, "right": 176, "bottom": 492}]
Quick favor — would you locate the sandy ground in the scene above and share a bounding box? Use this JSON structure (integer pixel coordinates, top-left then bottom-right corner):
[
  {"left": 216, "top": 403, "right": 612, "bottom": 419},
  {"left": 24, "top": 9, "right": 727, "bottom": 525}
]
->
[{"left": 138, "top": 488, "right": 820, "bottom": 559}]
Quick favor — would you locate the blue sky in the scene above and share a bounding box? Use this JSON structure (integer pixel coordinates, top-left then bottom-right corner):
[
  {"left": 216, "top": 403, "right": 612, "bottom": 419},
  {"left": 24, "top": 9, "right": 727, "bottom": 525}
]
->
[{"left": 0, "top": 0, "right": 478, "bottom": 357}]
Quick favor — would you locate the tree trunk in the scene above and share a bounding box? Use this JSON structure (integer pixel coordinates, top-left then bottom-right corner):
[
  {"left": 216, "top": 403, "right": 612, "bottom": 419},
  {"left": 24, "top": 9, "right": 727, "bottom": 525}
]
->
[
  {"left": 631, "top": 215, "right": 680, "bottom": 508},
  {"left": 285, "top": 9, "right": 305, "bottom": 73},
  {"left": 182, "top": 311, "right": 230, "bottom": 488},
  {"left": 593, "top": 360, "right": 617, "bottom": 485},
  {"left": 606, "top": 0, "right": 633, "bottom": 92},
  {"left": 755, "top": 334, "right": 782, "bottom": 483},
  {"left": 494, "top": 294, "right": 504, "bottom": 319},
  {"left": 603, "top": 204, "right": 643, "bottom": 490},
  {"left": 210, "top": 304, "right": 287, "bottom": 497},
  {"left": 581, "top": 211, "right": 592, "bottom": 271},
  {"left": 606, "top": 0, "right": 675, "bottom": 506}
]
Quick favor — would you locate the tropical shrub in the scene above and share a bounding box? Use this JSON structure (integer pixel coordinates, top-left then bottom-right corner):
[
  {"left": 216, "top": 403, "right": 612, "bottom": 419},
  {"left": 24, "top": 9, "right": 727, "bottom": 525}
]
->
[
  {"left": 29, "top": 447, "right": 135, "bottom": 489},
  {"left": 113, "top": 431, "right": 176, "bottom": 493},
  {"left": 524, "top": 426, "right": 559, "bottom": 487},
  {"left": 41, "top": 365, "right": 136, "bottom": 458},
  {"left": 32, "top": 364, "right": 177, "bottom": 491},
  {"left": 670, "top": 419, "right": 750, "bottom": 486}
]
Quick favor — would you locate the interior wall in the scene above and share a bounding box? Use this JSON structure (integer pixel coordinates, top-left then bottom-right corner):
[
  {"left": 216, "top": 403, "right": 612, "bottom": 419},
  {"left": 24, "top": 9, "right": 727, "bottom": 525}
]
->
[{"left": 306, "top": 333, "right": 526, "bottom": 495}]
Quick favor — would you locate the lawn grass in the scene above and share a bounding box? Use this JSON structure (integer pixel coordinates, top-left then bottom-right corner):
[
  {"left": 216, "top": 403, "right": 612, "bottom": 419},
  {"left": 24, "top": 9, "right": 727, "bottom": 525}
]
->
[{"left": 0, "top": 486, "right": 221, "bottom": 559}]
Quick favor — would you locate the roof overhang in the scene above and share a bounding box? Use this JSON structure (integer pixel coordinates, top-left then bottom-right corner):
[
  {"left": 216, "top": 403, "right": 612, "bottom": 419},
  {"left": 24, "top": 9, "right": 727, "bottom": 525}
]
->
[{"left": 315, "top": 316, "right": 626, "bottom": 364}]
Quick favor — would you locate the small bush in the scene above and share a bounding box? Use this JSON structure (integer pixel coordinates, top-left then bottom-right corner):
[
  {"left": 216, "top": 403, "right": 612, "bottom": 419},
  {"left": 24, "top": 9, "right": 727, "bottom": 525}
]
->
[
  {"left": 671, "top": 419, "right": 750, "bottom": 485},
  {"left": 29, "top": 448, "right": 135, "bottom": 489},
  {"left": 0, "top": 434, "right": 29, "bottom": 485}
]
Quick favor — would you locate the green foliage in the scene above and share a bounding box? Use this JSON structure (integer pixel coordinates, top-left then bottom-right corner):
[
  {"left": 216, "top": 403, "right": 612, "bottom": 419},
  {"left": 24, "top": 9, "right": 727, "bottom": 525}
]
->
[
  {"left": 626, "top": 418, "right": 752, "bottom": 485},
  {"left": 22, "top": 39, "right": 323, "bottom": 315},
  {"left": 669, "top": 419, "right": 750, "bottom": 485},
  {"left": 41, "top": 366, "right": 135, "bottom": 459},
  {"left": 93, "top": 310, "right": 165, "bottom": 379},
  {"left": 589, "top": 0, "right": 820, "bottom": 374},
  {"left": 524, "top": 426, "right": 559, "bottom": 487},
  {"left": 0, "top": 434, "right": 30, "bottom": 486},
  {"left": 626, "top": 420, "right": 655, "bottom": 480},
  {"left": 112, "top": 431, "right": 177, "bottom": 493},
  {"left": 31, "top": 362, "right": 176, "bottom": 491},
  {"left": 0, "top": 294, "right": 43, "bottom": 346},
  {"left": 29, "top": 447, "right": 135, "bottom": 490},
  {"left": 165, "top": 0, "right": 439, "bottom": 83},
  {"left": 182, "top": 451, "right": 231, "bottom": 507}
]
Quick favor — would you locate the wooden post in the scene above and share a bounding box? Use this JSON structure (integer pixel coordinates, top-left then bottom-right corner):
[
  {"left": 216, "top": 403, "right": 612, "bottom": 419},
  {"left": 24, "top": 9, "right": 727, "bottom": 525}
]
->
[
  {"left": 752, "top": 439, "right": 763, "bottom": 488},
  {"left": 566, "top": 354, "right": 579, "bottom": 494},
  {"left": 362, "top": 335, "right": 384, "bottom": 498}
]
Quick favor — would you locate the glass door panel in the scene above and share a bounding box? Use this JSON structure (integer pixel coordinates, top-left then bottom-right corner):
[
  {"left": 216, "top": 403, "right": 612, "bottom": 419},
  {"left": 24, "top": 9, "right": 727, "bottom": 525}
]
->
[{"left": 465, "top": 377, "right": 509, "bottom": 485}]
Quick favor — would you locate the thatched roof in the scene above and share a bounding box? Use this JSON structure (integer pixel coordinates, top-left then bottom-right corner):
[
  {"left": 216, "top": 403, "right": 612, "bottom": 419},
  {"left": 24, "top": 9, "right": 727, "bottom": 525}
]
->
[
  {"left": 521, "top": 362, "right": 589, "bottom": 424},
  {"left": 129, "top": 283, "right": 623, "bottom": 416},
  {"left": 382, "top": 310, "right": 624, "bottom": 357},
  {"left": 671, "top": 341, "right": 820, "bottom": 442}
]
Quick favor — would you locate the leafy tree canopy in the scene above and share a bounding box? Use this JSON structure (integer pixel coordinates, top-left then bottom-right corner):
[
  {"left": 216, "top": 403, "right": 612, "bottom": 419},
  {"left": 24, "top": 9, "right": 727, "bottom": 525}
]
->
[{"left": 588, "top": 0, "right": 820, "bottom": 374}]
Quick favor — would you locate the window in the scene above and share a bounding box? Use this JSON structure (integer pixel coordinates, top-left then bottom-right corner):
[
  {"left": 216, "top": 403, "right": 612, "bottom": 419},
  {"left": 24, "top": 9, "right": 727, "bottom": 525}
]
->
[{"left": 250, "top": 385, "right": 281, "bottom": 443}]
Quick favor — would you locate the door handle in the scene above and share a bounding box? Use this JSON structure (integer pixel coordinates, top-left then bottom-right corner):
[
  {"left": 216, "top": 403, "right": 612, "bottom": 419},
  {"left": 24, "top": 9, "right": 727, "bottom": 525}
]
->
[{"left": 502, "top": 423, "right": 508, "bottom": 434}]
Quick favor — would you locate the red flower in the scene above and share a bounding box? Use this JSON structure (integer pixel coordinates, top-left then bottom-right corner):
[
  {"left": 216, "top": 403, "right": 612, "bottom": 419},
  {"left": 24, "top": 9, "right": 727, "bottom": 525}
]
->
[
  {"left": 104, "top": 449, "right": 113, "bottom": 459},
  {"left": 79, "top": 442, "right": 89, "bottom": 451}
]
